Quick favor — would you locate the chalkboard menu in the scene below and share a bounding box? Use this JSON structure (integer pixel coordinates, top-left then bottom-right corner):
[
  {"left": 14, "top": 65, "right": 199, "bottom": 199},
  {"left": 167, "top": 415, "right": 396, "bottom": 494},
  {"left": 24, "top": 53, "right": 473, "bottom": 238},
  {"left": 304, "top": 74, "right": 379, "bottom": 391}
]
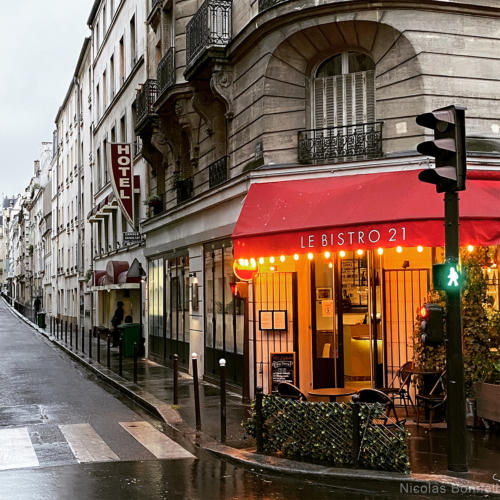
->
[{"left": 269, "top": 352, "right": 296, "bottom": 393}]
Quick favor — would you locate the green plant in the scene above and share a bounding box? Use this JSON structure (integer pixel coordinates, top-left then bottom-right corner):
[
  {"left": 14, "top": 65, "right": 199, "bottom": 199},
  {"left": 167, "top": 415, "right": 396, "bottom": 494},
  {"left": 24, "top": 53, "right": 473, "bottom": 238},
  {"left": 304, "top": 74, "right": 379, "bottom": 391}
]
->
[
  {"left": 143, "top": 194, "right": 162, "bottom": 206},
  {"left": 28, "top": 244, "right": 34, "bottom": 257},
  {"left": 84, "top": 269, "right": 93, "bottom": 282}
]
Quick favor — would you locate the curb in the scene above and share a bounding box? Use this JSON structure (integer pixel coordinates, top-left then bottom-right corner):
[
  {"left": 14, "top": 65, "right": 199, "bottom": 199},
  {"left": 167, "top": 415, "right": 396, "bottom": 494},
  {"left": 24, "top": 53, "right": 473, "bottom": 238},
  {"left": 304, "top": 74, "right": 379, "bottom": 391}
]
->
[{"left": 5, "top": 299, "right": 500, "bottom": 497}]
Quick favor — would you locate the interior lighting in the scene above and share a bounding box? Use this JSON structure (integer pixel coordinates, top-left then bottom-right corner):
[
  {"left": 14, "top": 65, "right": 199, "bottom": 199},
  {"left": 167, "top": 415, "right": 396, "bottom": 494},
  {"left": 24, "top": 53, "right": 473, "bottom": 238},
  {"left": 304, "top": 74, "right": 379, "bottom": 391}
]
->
[
  {"left": 244, "top": 259, "right": 249, "bottom": 266},
  {"left": 377, "top": 248, "right": 384, "bottom": 256},
  {"left": 307, "top": 252, "right": 314, "bottom": 260},
  {"left": 328, "top": 262, "right": 333, "bottom": 269},
  {"left": 280, "top": 255, "right": 285, "bottom": 263},
  {"left": 339, "top": 250, "right": 346, "bottom": 258},
  {"left": 259, "top": 257, "right": 264, "bottom": 265},
  {"left": 238, "top": 258, "right": 245, "bottom": 266},
  {"left": 467, "top": 245, "right": 474, "bottom": 253},
  {"left": 269, "top": 256, "right": 275, "bottom": 264},
  {"left": 396, "top": 246, "right": 403, "bottom": 254},
  {"left": 293, "top": 254, "right": 299, "bottom": 261},
  {"left": 417, "top": 246, "right": 424, "bottom": 253},
  {"left": 250, "top": 258, "right": 256, "bottom": 267},
  {"left": 357, "top": 249, "right": 364, "bottom": 256},
  {"left": 270, "top": 266, "right": 275, "bottom": 271},
  {"left": 324, "top": 251, "right": 331, "bottom": 259}
]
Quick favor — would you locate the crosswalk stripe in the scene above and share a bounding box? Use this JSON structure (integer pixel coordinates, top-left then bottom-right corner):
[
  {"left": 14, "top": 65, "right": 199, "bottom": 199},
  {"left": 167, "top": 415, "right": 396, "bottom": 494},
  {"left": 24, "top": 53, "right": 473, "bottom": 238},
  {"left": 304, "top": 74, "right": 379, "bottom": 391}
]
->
[
  {"left": 0, "top": 427, "right": 39, "bottom": 471},
  {"left": 120, "top": 421, "right": 195, "bottom": 460},
  {"left": 59, "top": 424, "right": 119, "bottom": 463}
]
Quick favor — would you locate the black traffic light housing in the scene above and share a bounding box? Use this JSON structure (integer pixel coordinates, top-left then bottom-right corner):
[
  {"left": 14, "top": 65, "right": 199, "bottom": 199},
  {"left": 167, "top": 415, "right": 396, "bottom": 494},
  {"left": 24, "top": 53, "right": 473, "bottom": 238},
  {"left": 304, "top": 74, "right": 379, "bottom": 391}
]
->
[
  {"left": 416, "top": 105, "right": 467, "bottom": 193},
  {"left": 420, "top": 303, "right": 444, "bottom": 346}
]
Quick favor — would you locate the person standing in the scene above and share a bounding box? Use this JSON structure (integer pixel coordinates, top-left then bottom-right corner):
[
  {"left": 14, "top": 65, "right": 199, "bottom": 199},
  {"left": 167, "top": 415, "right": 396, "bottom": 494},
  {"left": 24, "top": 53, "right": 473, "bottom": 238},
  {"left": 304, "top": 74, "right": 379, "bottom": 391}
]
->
[{"left": 111, "top": 301, "right": 124, "bottom": 347}]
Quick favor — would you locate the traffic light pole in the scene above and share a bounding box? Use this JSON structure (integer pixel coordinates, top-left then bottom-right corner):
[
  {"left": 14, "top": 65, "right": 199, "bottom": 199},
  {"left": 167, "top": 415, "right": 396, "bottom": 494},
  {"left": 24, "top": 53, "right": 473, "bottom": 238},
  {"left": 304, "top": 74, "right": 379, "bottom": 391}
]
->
[{"left": 444, "top": 191, "right": 467, "bottom": 473}]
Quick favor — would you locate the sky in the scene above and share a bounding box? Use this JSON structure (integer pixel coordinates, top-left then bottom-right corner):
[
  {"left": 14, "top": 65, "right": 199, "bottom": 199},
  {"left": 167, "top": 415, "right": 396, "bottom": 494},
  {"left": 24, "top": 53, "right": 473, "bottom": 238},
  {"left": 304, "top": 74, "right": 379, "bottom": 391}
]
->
[{"left": 0, "top": 1, "right": 94, "bottom": 198}]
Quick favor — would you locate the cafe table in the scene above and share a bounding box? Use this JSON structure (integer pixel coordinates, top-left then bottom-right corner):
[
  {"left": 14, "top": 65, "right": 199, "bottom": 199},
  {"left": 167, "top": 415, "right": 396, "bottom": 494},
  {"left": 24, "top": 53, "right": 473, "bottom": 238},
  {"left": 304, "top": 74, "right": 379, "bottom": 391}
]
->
[{"left": 308, "top": 387, "right": 358, "bottom": 402}]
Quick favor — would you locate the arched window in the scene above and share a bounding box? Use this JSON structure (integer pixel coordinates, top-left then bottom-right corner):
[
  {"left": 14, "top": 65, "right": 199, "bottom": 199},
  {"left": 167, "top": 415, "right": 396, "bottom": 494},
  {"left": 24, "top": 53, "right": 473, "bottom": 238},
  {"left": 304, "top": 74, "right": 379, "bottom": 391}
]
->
[{"left": 313, "top": 52, "right": 375, "bottom": 129}]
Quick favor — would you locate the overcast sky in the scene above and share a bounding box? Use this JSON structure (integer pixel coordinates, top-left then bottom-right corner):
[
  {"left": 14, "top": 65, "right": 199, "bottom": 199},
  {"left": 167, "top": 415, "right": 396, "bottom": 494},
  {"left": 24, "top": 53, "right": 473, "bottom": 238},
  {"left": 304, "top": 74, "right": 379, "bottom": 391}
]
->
[{"left": 0, "top": 1, "right": 94, "bottom": 198}]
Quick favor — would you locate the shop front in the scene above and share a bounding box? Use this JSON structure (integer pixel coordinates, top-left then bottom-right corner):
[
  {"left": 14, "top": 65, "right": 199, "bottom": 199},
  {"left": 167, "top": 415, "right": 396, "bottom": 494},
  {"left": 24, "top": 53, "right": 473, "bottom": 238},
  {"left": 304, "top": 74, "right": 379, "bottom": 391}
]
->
[{"left": 232, "top": 169, "right": 500, "bottom": 396}]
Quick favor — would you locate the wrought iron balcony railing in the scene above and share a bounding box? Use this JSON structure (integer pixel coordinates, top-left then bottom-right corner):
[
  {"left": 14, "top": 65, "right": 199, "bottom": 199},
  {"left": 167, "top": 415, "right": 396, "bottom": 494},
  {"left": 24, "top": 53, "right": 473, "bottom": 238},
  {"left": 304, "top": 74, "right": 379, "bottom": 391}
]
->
[
  {"left": 151, "top": 0, "right": 161, "bottom": 12},
  {"left": 258, "top": 0, "right": 287, "bottom": 11},
  {"left": 298, "top": 122, "right": 383, "bottom": 164},
  {"left": 186, "top": 0, "right": 232, "bottom": 69},
  {"left": 157, "top": 47, "right": 175, "bottom": 100},
  {"left": 135, "top": 80, "right": 158, "bottom": 127},
  {"left": 176, "top": 177, "right": 194, "bottom": 203},
  {"left": 208, "top": 156, "right": 228, "bottom": 188}
]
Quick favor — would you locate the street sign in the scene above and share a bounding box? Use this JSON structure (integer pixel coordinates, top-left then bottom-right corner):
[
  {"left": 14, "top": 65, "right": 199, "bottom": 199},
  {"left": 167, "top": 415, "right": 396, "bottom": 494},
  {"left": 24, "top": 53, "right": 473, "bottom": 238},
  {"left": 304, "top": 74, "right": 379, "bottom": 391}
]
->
[{"left": 123, "top": 232, "right": 142, "bottom": 243}]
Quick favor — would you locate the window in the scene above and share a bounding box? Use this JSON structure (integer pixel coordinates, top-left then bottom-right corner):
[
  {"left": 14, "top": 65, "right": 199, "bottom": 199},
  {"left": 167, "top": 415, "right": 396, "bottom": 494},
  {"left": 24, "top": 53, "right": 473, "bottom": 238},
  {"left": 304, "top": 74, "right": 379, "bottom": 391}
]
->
[
  {"left": 103, "top": 139, "right": 109, "bottom": 184},
  {"left": 110, "top": 55, "right": 115, "bottom": 98},
  {"left": 313, "top": 52, "right": 375, "bottom": 129},
  {"left": 119, "top": 37, "right": 125, "bottom": 83},
  {"left": 120, "top": 114, "right": 127, "bottom": 142},
  {"left": 130, "top": 15, "right": 136, "bottom": 66},
  {"left": 96, "top": 22, "right": 100, "bottom": 49},
  {"left": 103, "top": 70, "right": 107, "bottom": 110},
  {"left": 103, "top": 4, "right": 107, "bottom": 34},
  {"left": 96, "top": 147, "right": 102, "bottom": 189},
  {"left": 96, "top": 84, "right": 100, "bottom": 119}
]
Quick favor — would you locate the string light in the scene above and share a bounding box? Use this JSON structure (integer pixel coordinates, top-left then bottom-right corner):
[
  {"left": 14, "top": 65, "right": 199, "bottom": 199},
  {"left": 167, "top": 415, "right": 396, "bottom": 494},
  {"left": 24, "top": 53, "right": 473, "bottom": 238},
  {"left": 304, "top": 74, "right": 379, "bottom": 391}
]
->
[
  {"left": 377, "top": 248, "right": 383, "bottom": 255},
  {"left": 269, "top": 256, "right": 275, "bottom": 264},
  {"left": 259, "top": 257, "right": 264, "bottom": 265},
  {"left": 328, "top": 262, "right": 333, "bottom": 269},
  {"left": 357, "top": 249, "right": 364, "bottom": 256},
  {"left": 339, "top": 250, "right": 346, "bottom": 258},
  {"left": 467, "top": 245, "right": 474, "bottom": 252},
  {"left": 417, "top": 246, "right": 424, "bottom": 253},
  {"left": 280, "top": 255, "right": 285, "bottom": 263},
  {"left": 396, "top": 246, "right": 403, "bottom": 254},
  {"left": 244, "top": 259, "right": 249, "bottom": 266},
  {"left": 293, "top": 254, "right": 299, "bottom": 261},
  {"left": 238, "top": 258, "right": 245, "bottom": 266},
  {"left": 250, "top": 258, "right": 256, "bottom": 267},
  {"left": 307, "top": 252, "right": 314, "bottom": 260},
  {"left": 324, "top": 251, "right": 331, "bottom": 259},
  {"left": 270, "top": 266, "right": 275, "bottom": 271}
]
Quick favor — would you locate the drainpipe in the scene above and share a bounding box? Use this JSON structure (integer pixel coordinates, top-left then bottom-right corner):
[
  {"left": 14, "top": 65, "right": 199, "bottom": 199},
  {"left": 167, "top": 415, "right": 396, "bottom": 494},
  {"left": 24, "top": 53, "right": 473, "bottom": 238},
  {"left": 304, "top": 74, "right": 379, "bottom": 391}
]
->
[{"left": 74, "top": 76, "right": 82, "bottom": 328}]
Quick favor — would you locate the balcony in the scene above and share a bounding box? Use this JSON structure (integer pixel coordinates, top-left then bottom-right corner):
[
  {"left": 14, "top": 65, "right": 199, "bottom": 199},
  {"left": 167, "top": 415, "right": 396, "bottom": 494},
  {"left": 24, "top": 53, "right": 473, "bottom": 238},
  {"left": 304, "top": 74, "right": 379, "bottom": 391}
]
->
[
  {"left": 135, "top": 80, "right": 158, "bottom": 130},
  {"left": 298, "top": 122, "right": 383, "bottom": 164},
  {"left": 156, "top": 47, "right": 175, "bottom": 101},
  {"left": 208, "top": 156, "right": 228, "bottom": 188},
  {"left": 185, "top": 0, "right": 232, "bottom": 76},
  {"left": 176, "top": 177, "right": 194, "bottom": 204},
  {"left": 258, "top": 0, "right": 287, "bottom": 11}
]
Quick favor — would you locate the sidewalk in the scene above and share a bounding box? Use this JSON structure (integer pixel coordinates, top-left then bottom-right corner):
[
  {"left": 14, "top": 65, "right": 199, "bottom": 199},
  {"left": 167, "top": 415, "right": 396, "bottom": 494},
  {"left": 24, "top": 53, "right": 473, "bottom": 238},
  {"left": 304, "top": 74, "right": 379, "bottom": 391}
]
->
[{"left": 6, "top": 299, "right": 500, "bottom": 498}]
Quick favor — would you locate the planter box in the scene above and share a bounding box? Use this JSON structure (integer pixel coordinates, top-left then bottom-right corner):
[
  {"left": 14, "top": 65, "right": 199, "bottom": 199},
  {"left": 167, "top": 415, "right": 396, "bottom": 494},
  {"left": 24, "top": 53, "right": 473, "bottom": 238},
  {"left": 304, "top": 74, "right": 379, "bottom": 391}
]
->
[{"left": 473, "top": 382, "right": 500, "bottom": 423}]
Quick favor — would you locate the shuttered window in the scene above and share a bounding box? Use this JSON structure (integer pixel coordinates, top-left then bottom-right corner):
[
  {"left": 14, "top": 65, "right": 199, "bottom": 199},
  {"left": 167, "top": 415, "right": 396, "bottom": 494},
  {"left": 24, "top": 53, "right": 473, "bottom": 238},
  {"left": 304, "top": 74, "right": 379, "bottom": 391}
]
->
[{"left": 313, "top": 52, "right": 375, "bottom": 129}]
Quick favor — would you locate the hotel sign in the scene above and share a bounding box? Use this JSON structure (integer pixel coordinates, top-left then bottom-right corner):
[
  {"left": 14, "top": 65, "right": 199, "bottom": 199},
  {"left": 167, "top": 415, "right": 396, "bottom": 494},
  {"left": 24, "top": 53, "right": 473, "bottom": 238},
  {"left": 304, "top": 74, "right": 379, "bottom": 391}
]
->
[{"left": 109, "top": 143, "right": 134, "bottom": 227}]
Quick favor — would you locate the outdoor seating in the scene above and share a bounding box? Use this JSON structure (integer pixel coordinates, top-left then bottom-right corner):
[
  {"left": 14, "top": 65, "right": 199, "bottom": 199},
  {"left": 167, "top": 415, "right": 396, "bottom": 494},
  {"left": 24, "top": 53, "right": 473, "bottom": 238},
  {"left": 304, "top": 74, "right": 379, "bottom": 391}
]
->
[
  {"left": 378, "top": 361, "right": 414, "bottom": 415},
  {"left": 416, "top": 372, "right": 447, "bottom": 430},
  {"left": 355, "top": 388, "right": 404, "bottom": 426},
  {"left": 277, "top": 382, "right": 308, "bottom": 401}
]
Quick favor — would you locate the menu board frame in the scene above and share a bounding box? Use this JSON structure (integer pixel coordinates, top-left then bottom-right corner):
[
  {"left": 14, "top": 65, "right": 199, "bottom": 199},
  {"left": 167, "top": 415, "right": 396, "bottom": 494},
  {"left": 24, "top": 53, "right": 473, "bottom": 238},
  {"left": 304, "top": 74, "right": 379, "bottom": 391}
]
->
[
  {"left": 269, "top": 352, "right": 296, "bottom": 394},
  {"left": 259, "top": 310, "right": 288, "bottom": 331}
]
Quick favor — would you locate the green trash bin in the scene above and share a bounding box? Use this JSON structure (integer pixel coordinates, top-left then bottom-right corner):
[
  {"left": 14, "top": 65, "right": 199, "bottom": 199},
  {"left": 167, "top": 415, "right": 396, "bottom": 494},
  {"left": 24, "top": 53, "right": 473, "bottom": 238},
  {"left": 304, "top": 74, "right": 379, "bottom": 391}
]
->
[
  {"left": 37, "top": 312, "right": 46, "bottom": 329},
  {"left": 117, "top": 323, "right": 142, "bottom": 357}
]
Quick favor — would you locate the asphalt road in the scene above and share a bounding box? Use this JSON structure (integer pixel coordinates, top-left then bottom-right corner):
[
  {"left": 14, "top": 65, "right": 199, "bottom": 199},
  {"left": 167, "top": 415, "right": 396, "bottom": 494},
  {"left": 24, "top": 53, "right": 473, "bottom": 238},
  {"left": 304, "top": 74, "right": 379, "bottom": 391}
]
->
[{"left": 0, "top": 301, "right": 442, "bottom": 500}]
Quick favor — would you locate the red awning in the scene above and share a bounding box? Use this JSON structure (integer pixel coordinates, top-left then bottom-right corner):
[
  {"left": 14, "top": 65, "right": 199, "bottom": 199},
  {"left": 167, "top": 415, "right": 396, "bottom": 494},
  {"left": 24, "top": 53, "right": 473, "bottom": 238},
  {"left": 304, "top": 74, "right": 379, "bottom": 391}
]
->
[{"left": 232, "top": 169, "right": 500, "bottom": 258}]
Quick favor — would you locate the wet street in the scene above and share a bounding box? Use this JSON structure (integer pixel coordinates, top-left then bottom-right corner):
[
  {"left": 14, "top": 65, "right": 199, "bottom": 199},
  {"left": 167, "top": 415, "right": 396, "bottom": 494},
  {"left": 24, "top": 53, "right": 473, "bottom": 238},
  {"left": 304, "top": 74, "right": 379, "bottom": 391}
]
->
[{"left": 0, "top": 301, "right": 465, "bottom": 499}]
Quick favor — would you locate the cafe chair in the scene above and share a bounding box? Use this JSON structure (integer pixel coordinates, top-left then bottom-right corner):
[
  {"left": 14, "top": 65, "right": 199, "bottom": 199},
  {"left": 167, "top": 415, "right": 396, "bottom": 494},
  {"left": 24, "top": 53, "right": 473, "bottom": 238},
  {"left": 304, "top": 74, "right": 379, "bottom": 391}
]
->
[
  {"left": 378, "top": 361, "right": 414, "bottom": 415},
  {"left": 355, "top": 388, "right": 404, "bottom": 426},
  {"left": 415, "top": 372, "right": 447, "bottom": 430},
  {"left": 277, "top": 382, "right": 308, "bottom": 401}
]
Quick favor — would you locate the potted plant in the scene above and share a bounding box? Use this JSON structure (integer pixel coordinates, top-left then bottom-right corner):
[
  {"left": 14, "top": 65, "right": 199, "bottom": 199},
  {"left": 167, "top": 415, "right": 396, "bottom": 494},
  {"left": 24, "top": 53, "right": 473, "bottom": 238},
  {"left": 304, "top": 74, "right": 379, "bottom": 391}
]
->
[{"left": 143, "top": 194, "right": 163, "bottom": 215}]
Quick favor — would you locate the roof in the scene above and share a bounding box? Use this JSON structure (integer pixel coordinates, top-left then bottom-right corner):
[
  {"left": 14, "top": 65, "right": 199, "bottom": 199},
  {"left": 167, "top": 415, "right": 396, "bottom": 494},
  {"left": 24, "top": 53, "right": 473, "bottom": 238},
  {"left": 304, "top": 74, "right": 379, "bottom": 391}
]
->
[{"left": 87, "top": 0, "right": 101, "bottom": 27}]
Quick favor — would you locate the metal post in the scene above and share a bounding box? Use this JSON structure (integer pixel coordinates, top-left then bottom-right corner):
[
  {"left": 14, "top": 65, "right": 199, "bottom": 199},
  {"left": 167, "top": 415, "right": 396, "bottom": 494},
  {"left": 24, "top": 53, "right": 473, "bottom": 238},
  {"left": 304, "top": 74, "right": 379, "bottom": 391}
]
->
[
  {"left": 220, "top": 358, "right": 227, "bottom": 443},
  {"left": 118, "top": 338, "right": 123, "bottom": 377},
  {"left": 444, "top": 191, "right": 467, "bottom": 472},
  {"left": 75, "top": 326, "right": 78, "bottom": 352},
  {"left": 255, "top": 387, "right": 264, "bottom": 454},
  {"left": 351, "top": 395, "right": 360, "bottom": 467},
  {"left": 97, "top": 331, "right": 101, "bottom": 364},
  {"left": 88, "top": 329, "right": 92, "bottom": 359},
  {"left": 70, "top": 323, "right": 73, "bottom": 348},
  {"left": 56, "top": 319, "right": 59, "bottom": 340},
  {"left": 192, "top": 353, "right": 201, "bottom": 431},
  {"left": 81, "top": 327, "right": 85, "bottom": 354},
  {"left": 65, "top": 321, "right": 68, "bottom": 344},
  {"left": 173, "top": 354, "right": 179, "bottom": 405},
  {"left": 107, "top": 334, "right": 111, "bottom": 369},
  {"left": 133, "top": 343, "right": 138, "bottom": 384}
]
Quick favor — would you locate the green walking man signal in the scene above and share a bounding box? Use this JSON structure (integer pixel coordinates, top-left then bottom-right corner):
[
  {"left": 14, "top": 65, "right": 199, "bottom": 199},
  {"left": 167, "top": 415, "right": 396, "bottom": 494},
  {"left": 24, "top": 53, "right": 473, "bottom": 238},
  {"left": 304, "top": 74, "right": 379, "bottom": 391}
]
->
[{"left": 433, "top": 262, "right": 461, "bottom": 291}]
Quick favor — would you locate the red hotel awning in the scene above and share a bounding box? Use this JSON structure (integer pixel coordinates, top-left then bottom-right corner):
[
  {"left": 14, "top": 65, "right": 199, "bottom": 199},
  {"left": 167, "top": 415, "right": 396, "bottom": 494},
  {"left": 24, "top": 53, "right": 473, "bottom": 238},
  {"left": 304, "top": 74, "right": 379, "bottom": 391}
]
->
[{"left": 232, "top": 170, "right": 500, "bottom": 259}]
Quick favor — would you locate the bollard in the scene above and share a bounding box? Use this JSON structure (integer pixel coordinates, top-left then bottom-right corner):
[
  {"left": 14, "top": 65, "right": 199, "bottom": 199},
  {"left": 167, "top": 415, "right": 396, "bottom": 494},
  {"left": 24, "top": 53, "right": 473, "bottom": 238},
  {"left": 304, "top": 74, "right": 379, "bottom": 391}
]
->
[
  {"left": 118, "top": 338, "right": 123, "bottom": 377},
  {"left": 133, "top": 343, "right": 138, "bottom": 384},
  {"left": 173, "top": 354, "right": 179, "bottom": 405},
  {"left": 220, "top": 358, "right": 227, "bottom": 443},
  {"left": 97, "top": 331, "right": 101, "bottom": 364},
  {"left": 65, "top": 321, "right": 68, "bottom": 344},
  {"left": 70, "top": 323, "right": 73, "bottom": 348},
  {"left": 81, "top": 327, "right": 85, "bottom": 354},
  {"left": 255, "top": 387, "right": 264, "bottom": 454},
  {"left": 351, "top": 394, "right": 361, "bottom": 467},
  {"left": 56, "top": 319, "right": 59, "bottom": 340},
  {"left": 192, "top": 353, "right": 201, "bottom": 431},
  {"left": 107, "top": 334, "right": 111, "bottom": 369},
  {"left": 88, "top": 329, "right": 92, "bottom": 359},
  {"left": 75, "top": 325, "right": 78, "bottom": 352}
]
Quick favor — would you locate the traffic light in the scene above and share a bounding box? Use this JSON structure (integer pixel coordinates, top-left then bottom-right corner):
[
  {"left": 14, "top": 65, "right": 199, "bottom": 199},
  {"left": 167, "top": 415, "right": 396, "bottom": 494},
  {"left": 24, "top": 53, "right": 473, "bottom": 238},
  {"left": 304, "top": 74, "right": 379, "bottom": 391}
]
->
[
  {"left": 433, "top": 262, "right": 461, "bottom": 291},
  {"left": 419, "top": 303, "right": 444, "bottom": 346},
  {"left": 416, "top": 105, "right": 466, "bottom": 193}
]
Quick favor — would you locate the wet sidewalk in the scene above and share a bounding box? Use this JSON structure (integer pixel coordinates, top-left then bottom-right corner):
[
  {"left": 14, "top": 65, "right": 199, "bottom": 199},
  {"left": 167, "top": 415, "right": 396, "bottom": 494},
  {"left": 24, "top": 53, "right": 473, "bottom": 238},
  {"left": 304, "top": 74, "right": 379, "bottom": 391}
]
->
[{"left": 5, "top": 299, "right": 500, "bottom": 494}]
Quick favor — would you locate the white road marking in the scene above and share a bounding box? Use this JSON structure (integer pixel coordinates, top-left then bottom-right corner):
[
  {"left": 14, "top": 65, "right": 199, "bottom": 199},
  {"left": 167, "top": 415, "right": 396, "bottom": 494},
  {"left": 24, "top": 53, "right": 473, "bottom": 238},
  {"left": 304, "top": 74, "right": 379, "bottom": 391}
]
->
[
  {"left": 0, "top": 427, "right": 39, "bottom": 470},
  {"left": 120, "top": 421, "right": 195, "bottom": 460},
  {"left": 59, "top": 423, "right": 119, "bottom": 463}
]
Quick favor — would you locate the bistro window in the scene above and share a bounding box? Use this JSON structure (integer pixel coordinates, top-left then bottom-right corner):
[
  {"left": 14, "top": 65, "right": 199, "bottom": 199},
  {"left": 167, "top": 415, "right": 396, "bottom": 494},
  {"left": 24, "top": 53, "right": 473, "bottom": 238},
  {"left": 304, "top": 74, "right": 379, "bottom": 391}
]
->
[{"left": 313, "top": 52, "right": 375, "bottom": 129}]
